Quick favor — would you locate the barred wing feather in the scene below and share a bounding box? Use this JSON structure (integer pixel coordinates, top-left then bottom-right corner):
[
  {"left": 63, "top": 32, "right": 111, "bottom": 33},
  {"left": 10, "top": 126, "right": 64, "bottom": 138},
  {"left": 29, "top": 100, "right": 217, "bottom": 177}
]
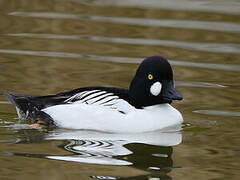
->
[{"left": 64, "top": 90, "right": 134, "bottom": 114}]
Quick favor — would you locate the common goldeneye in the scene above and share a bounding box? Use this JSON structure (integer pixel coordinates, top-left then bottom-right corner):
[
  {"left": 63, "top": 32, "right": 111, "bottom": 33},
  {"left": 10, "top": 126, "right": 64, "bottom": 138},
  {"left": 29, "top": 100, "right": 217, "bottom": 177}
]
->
[{"left": 4, "top": 56, "right": 183, "bottom": 133}]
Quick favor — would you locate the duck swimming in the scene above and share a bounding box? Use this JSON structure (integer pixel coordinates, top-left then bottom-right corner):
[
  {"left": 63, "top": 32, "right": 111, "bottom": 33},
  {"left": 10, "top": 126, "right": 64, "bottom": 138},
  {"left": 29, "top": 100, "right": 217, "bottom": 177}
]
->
[{"left": 4, "top": 56, "right": 183, "bottom": 133}]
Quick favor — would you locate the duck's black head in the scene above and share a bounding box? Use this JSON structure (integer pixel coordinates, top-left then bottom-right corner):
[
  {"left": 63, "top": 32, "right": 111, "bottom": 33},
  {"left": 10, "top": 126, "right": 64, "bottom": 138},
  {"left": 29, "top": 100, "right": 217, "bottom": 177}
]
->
[{"left": 129, "top": 56, "right": 182, "bottom": 108}]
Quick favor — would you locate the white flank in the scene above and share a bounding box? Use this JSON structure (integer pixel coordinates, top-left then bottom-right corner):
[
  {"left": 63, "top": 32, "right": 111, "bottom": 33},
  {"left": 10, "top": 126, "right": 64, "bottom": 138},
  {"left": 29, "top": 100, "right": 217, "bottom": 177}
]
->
[{"left": 42, "top": 103, "right": 183, "bottom": 133}]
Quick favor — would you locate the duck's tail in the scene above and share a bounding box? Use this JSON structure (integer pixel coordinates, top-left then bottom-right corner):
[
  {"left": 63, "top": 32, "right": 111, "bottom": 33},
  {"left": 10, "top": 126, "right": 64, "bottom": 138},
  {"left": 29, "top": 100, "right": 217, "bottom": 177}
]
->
[
  {"left": 4, "top": 92, "right": 53, "bottom": 125},
  {"left": 4, "top": 92, "right": 31, "bottom": 119}
]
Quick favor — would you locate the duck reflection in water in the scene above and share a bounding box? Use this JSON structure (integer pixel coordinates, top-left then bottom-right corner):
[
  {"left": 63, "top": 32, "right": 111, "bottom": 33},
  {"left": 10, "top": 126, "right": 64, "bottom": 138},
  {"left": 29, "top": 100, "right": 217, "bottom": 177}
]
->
[
  {"left": 50, "top": 130, "right": 181, "bottom": 180},
  {"left": 8, "top": 129, "right": 181, "bottom": 180}
]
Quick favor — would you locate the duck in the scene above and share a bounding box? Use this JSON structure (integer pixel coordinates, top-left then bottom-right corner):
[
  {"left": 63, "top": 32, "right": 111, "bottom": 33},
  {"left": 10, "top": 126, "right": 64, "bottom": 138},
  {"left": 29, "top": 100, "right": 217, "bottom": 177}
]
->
[{"left": 4, "top": 56, "right": 183, "bottom": 133}]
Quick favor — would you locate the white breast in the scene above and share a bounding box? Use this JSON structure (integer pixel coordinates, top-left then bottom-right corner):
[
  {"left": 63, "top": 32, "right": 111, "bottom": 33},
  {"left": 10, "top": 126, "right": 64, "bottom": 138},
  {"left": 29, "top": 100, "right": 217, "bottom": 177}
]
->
[{"left": 43, "top": 103, "right": 183, "bottom": 133}]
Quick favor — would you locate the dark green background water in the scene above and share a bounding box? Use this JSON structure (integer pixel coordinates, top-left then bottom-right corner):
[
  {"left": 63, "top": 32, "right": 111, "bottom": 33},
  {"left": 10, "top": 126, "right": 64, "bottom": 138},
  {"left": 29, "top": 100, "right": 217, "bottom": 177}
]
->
[{"left": 0, "top": 0, "right": 239, "bottom": 179}]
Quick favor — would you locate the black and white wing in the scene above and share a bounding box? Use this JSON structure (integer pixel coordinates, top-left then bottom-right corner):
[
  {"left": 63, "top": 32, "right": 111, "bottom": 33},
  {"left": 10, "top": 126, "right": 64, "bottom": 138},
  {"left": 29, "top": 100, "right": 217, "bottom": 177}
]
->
[
  {"left": 64, "top": 90, "right": 119, "bottom": 106},
  {"left": 64, "top": 89, "right": 135, "bottom": 113}
]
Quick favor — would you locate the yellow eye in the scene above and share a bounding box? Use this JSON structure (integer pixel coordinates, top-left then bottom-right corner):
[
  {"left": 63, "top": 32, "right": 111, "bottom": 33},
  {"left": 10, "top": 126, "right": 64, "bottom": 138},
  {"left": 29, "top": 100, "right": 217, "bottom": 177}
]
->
[{"left": 148, "top": 74, "right": 153, "bottom": 80}]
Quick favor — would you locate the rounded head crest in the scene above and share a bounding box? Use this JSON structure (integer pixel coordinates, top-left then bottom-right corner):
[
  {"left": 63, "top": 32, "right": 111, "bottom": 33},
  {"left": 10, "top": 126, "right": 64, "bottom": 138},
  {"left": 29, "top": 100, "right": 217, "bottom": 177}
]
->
[{"left": 136, "top": 56, "right": 173, "bottom": 80}]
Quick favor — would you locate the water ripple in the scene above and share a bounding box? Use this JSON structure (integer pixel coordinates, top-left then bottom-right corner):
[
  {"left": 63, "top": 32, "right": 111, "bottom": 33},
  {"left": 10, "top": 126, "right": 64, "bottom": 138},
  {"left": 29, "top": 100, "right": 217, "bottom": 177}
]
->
[
  {"left": 8, "top": 33, "right": 240, "bottom": 54},
  {"left": 193, "top": 110, "right": 240, "bottom": 117},
  {"left": 91, "top": 17, "right": 240, "bottom": 33},
  {"left": 89, "top": 0, "right": 240, "bottom": 15},
  {"left": 175, "top": 82, "right": 227, "bottom": 88},
  {"left": 0, "top": 101, "right": 11, "bottom": 104},
  {"left": 9, "top": 12, "right": 240, "bottom": 33},
  {"left": 0, "top": 49, "right": 240, "bottom": 71}
]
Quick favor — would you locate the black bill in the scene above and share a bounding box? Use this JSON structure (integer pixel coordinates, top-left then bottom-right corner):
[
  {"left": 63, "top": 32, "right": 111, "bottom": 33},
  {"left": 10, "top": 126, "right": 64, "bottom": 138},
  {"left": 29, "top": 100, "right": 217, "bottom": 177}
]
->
[{"left": 161, "top": 80, "right": 183, "bottom": 101}]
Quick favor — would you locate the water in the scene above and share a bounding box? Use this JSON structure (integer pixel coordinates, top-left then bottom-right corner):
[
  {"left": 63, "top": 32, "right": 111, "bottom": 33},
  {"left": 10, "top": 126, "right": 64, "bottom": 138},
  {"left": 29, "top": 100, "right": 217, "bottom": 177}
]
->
[{"left": 0, "top": 0, "right": 240, "bottom": 179}]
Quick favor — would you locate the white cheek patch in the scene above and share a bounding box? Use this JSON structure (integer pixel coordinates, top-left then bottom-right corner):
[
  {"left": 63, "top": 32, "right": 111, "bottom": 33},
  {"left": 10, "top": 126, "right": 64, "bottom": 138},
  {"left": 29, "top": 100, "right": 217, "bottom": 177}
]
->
[{"left": 150, "top": 82, "right": 162, "bottom": 96}]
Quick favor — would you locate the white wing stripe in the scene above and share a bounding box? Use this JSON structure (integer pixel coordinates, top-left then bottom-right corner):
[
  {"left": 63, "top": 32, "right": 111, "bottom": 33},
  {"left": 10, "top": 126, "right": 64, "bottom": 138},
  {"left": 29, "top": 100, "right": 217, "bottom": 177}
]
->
[
  {"left": 65, "top": 90, "right": 121, "bottom": 107},
  {"left": 64, "top": 91, "right": 86, "bottom": 102},
  {"left": 95, "top": 96, "right": 119, "bottom": 105},
  {"left": 82, "top": 91, "right": 109, "bottom": 102},
  {"left": 79, "top": 90, "right": 102, "bottom": 100},
  {"left": 85, "top": 94, "right": 117, "bottom": 105},
  {"left": 65, "top": 90, "right": 101, "bottom": 102}
]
